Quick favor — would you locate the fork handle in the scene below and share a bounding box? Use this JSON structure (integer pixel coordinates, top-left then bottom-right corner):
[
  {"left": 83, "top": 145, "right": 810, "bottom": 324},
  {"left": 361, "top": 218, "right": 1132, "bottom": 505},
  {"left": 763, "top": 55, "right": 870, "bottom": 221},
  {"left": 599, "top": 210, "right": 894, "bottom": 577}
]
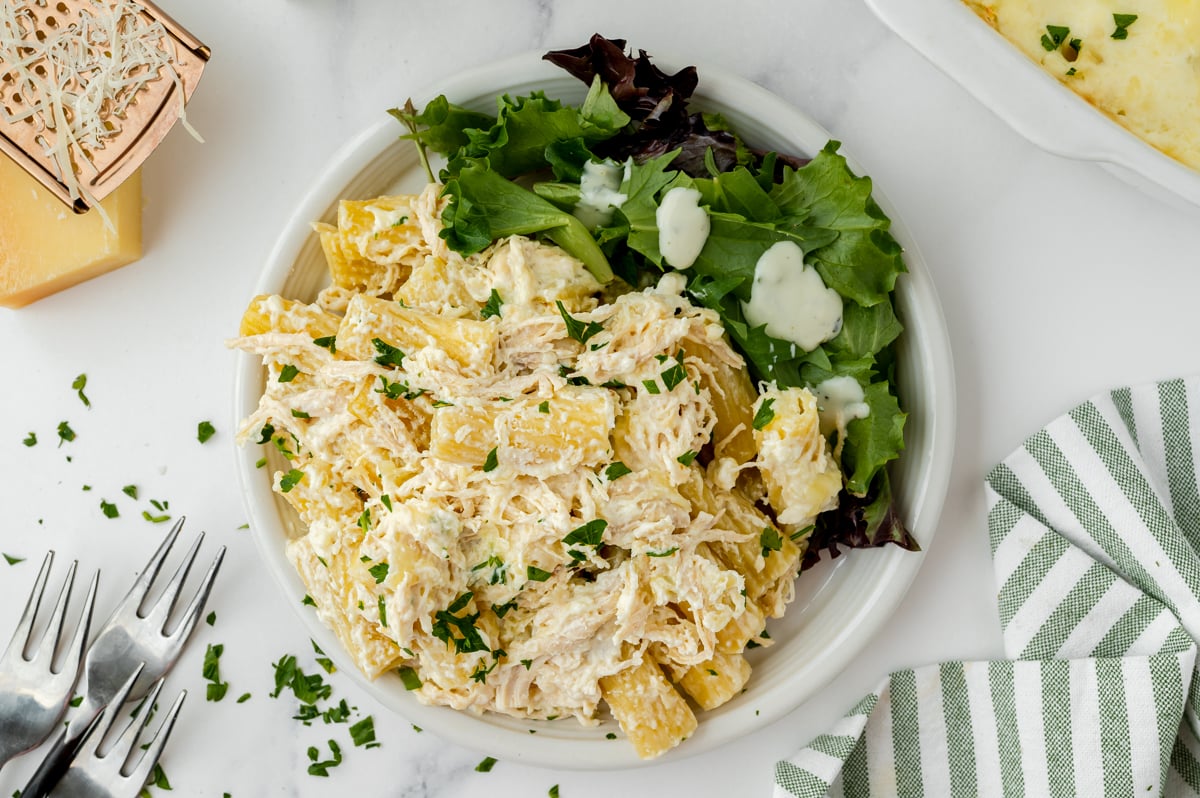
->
[{"left": 20, "top": 710, "right": 97, "bottom": 798}]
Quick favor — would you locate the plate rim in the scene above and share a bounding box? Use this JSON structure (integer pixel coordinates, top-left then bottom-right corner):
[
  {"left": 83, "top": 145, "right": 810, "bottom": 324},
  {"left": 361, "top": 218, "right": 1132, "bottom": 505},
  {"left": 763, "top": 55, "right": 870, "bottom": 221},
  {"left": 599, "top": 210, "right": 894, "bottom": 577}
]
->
[{"left": 232, "top": 48, "right": 957, "bottom": 769}]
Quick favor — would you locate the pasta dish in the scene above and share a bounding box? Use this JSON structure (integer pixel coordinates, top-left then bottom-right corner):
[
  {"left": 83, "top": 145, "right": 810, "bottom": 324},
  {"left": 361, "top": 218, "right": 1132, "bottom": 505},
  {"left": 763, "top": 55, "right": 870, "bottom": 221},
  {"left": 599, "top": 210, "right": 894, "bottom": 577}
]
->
[{"left": 232, "top": 184, "right": 844, "bottom": 758}]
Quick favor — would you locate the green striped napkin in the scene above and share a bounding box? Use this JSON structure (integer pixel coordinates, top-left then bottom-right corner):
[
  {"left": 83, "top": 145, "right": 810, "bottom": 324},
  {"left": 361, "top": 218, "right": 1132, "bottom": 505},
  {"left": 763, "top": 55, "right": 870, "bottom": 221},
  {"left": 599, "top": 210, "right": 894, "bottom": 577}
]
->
[{"left": 775, "top": 378, "right": 1200, "bottom": 797}]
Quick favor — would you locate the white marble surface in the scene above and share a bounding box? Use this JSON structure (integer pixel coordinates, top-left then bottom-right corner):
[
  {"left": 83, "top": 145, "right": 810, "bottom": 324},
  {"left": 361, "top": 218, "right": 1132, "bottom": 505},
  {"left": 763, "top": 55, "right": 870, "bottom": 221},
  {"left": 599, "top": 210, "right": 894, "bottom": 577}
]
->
[{"left": 2, "top": 0, "right": 1198, "bottom": 796}]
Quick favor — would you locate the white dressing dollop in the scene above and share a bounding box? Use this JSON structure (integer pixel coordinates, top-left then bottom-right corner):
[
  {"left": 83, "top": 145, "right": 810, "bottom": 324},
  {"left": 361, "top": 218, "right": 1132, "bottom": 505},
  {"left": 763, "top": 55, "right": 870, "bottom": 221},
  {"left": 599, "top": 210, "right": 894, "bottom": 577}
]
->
[
  {"left": 656, "top": 187, "right": 709, "bottom": 269},
  {"left": 574, "top": 159, "right": 627, "bottom": 229},
  {"left": 813, "top": 375, "right": 870, "bottom": 438},
  {"left": 742, "top": 241, "right": 842, "bottom": 351}
]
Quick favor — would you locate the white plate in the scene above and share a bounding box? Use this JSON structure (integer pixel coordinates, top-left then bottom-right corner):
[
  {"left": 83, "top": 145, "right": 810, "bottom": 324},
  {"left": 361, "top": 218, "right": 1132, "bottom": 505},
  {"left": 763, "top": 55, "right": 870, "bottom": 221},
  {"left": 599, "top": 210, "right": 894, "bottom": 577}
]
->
[
  {"left": 864, "top": 0, "right": 1200, "bottom": 212},
  {"left": 233, "top": 51, "right": 956, "bottom": 769}
]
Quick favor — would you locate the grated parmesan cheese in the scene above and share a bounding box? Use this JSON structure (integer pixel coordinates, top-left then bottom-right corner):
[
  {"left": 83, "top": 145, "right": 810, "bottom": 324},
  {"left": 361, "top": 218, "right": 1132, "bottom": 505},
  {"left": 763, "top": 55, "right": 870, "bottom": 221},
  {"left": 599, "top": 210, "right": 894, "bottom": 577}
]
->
[{"left": 0, "top": 0, "right": 201, "bottom": 222}]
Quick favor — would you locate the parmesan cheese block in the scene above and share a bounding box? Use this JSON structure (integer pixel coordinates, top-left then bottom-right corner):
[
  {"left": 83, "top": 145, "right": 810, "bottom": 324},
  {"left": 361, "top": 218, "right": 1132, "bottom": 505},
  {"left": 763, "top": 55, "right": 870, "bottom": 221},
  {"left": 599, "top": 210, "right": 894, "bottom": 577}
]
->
[
  {"left": 0, "top": 156, "right": 142, "bottom": 308},
  {"left": 968, "top": 0, "right": 1200, "bottom": 171}
]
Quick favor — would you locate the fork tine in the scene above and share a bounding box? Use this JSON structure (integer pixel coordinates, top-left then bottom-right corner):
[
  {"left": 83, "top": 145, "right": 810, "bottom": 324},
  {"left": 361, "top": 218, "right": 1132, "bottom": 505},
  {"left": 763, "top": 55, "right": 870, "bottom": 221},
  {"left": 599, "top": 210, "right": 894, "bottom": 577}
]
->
[
  {"left": 124, "top": 518, "right": 184, "bottom": 617},
  {"left": 4, "top": 551, "right": 52, "bottom": 660},
  {"left": 105, "top": 676, "right": 165, "bottom": 764},
  {"left": 74, "top": 662, "right": 146, "bottom": 762},
  {"left": 124, "top": 689, "right": 185, "bottom": 787},
  {"left": 166, "top": 546, "right": 225, "bottom": 641},
  {"left": 142, "top": 533, "right": 202, "bottom": 630},
  {"left": 32, "top": 559, "right": 76, "bottom": 665},
  {"left": 59, "top": 570, "right": 99, "bottom": 676}
]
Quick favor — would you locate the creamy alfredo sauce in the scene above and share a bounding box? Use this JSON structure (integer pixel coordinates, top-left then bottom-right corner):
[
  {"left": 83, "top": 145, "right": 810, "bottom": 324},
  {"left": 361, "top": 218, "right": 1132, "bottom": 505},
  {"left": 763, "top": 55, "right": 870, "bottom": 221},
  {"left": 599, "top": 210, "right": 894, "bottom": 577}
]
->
[
  {"left": 742, "top": 241, "right": 842, "bottom": 352},
  {"left": 574, "top": 159, "right": 627, "bottom": 229},
  {"left": 656, "top": 186, "right": 709, "bottom": 269}
]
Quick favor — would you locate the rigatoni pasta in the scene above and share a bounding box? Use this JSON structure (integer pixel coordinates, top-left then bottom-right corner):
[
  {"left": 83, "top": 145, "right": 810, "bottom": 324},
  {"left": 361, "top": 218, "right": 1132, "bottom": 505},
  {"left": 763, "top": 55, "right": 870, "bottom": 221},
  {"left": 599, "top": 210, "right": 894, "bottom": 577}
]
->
[{"left": 231, "top": 183, "right": 845, "bottom": 759}]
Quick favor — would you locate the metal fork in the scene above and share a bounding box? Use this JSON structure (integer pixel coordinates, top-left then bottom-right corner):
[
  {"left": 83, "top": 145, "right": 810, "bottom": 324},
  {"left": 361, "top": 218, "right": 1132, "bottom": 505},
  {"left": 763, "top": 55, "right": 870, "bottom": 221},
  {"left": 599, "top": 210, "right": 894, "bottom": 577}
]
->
[
  {"left": 50, "top": 663, "right": 187, "bottom": 798},
  {"left": 22, "top": 519, "right": 224, "bottom": 798},
  {"left": 0, "top": 551, "right": 97, "bottom": 769}
]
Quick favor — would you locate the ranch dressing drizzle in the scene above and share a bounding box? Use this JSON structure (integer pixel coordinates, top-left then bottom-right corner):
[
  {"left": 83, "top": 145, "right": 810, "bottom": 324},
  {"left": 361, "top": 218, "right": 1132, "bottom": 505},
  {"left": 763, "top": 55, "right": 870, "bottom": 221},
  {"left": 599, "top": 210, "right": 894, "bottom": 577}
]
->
[
  {"left": 741, "top": 241, "right": 842, "bottom": 352},
  {"left": 574, "top": 159, "right": 627, "bottom": 229},
  {"left": 813, "top": 375, "right": 870, "bottom": 441},
  {"left": 656, "top": 187, "right": 709, "bottom": 269}
]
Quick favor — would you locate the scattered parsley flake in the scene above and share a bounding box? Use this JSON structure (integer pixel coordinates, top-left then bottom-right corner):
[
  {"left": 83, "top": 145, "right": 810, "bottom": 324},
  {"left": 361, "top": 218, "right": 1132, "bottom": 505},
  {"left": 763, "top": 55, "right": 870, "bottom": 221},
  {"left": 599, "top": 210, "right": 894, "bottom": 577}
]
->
[
  {"left": 368, "top": 562, "right": 389, "bottom": 584},
  {"left": 306, "top": 740, "right": 342, "bottom": 777},
  {"left": 483, "top": 447, "right": 499, "bottom": 472},
  {"left": 492, "top": 600, "right": 517, "bottom": 618},
  {"left": 1112, "top": 13, "right": 1138, "bottom": 39},
  {"left": 1041, "top": 23, "right": 1070, "bottom": 51},
  {"left": 604, "top": 461, "right": 632, "bottom": 481},
  {"left": 202, "top": 643, "right": 229, "bottom": 702},
  {"left": 56, "top": 421, "right": 75, "bottom": 446},
  {"left": 397, "top": 666, "right": 422, "bottom": 690},
  {"left": 278, "top": 364, "right": 300, "bottom": 383},
  {"left": 358, "top": 507, "right": 371, "bottom": 534},
  {"left": 431, "top": 399, "right": 454, "bottom": 408},
  {"left": 312, "top": 335, "right": 337, "bottom": 353},
  {"left": 371, "top": 338, "right": 405, "bottom": 368},
  {"left": 206, "top": 611, "right": 216, "bottom": 626},
  {"left": 279, "top": 469, "right": 304, "bottom": 493},
  {"left": 3, "top": 554, "right": 24, "bottom": 566},
  {"left": 481, "top": 289, "right": 504, "bottom": 319},
  {"left": 350, "top": 716, "right": 377, "bottom": 747},
  {"left": 100, "top": 500, "right": 119, "bottom": 519},
  {"left": 122, "top": 484, "right": 138, "bottom": 499},
  {"left": 556, "top": 300, "right": 604, "bottom": 344},
  {"left": 72, "top": 374, "right": 90, "bottom": 407},
  {"left": 378, "top": 595, "right": 388, "bottom": 627},
  {"left": 237, "top": 692, "right": 251, "bottom": 703},
  {"left": 291, "top": 409, "right": 311, "bottom": 419},
  {"left": 676, "top": 450, "right": 698, "bottom": 466},
  {"left": 302, "top": 594, "right": 316, "bottom": 607},
  {"left": 752, "top": 397, "right": 776, "bottom": 430},
  {"left": 22, "top": 432, "right": 36, "bottom": 447},
  {"left": 147, "top": 762, "right": 171, "bottom": 790},
  {"left": 142, "top": 510, "right": 171, "bottom": 524},
  {"left": 647, "top": 547, "right": 679, "bottom": 557},
  {"left": 475, "top": 756, "right": 497, "bottom": 773},
  {"left": 381, "top": 494, "right": 393, "bottom": 511},
  {"left": 562, "top": 519, "right": 606, "bottom": 548},
  {"left": 549, "top": 786, "right": 560, "bottom": 798},
  {"left": 526, "top": 565, "right": 553, "bottom": 582},
  {"left": 197, "top": 420, "right": 216, "bottom": 443},
  {"left": 641, "top": 379, "right": 661, "bottom": 395},
  {"left": 538, "top": 400, "right": 550, "bottom": 413},
  {"left": 760, "top": 527, "right": 784, "bottom": 558},
  {"left": 70, "top": 695, "right": 82, "bottom": 707},
  {"left": 660, "top": 357, "right": 687, "bottom": 391}
]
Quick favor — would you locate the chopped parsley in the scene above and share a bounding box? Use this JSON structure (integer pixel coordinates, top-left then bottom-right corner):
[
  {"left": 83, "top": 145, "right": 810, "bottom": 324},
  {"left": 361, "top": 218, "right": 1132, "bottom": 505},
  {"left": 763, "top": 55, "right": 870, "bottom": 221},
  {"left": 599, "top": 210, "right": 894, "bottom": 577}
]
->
[
  {"left": 142, "top": 509, "right": 171, "bottom": 524},
  {"left": 752, "top": 397, "right": 776, "bottom": 430},
  {"left": 481, "top": 289, "right": 504, "bottom": 319},
  {"left": 378, "top": 595, "right": 388, "bottom": 627},
  {"left": 358, "top": 508, "right": 371, "bottom": 534},
  {"left": 279, "top": 469, "right": 304, "bottom": 493},
  {"left": 237, "top": 692, "right": 252, "bottom": 703},
  {"left": 556, "top": 300, "right": 604, "bottom": 344},
  {"left": 56, "top": 421, "right": 75, "bottom": 446},
  {"left": 302, "top": 594, "right": 317, "bottom": 607},
  {"left": 350, "top": 716, "right": 378, "bottom": 748},
  {"left": 606, "top": 732, "right": 617, "bottom": 740},
  {"left": 312, "top": 335, "right": 337, "bottom": 353},
  {"left": 307, "top": 740, "right": 343, "bottom": 777},
  {"left": 521, "top": 659, "right": 533, "bottom": 669},
  {"left": 256, "top": 423, "right": 275, "bottom": 444},
  {"left": 549, "top": 786, "right": 560, "bottom": 798},
  {"left": 397, "top": 666, "right": 422, "bottom": 690},
  {"left": 206, "top": 611, "right": 216, "bottom": 626},
  {"left": 471, "top": 555, "right": 508, "bottom": 585},
  {"left": 202, "top": 643, "right": 229, "bottom": 701},
  {"left": 1040, "top": 23, "right": 1070, "bottom": 51},
  {"left": 483, "top": 447, "right": 499, "bottom": 472},
  {"left": 278, "top": 364, "right": 300, "bottom": 383},
  {"left": 647, "top": 547, "right": 679, "bottom": 557},
  {"left": 371, "top": 337, "right": 405, "bottom": 368},
  {"left": 790, "top": 524, "right": 815, "bottom": 542},
  {"left": 291, "top": 409, "right": 311, "bottom": 419},
  {"left": 381, "top": 494, "right": 393, "bottom": 511},
  {"left": 197, "top": 420, "right": 216, "bottom": 443},
  {"left": 431, "top": 399, "right": 454, "bottom": 408},
  {"left": 72, "top": 374, "right": 90, "bottom": 407},
  {"left": 760, "top": 527, "right": 784, "bottom": 558},
  {"left": 431, "top": 592, "right": 488, "bottom": 653},
  {"left": 100, "top": 500, "right": 119, "bottom": 519},
  {"left": 562, "top": 519, "right": 606, "bottom": 548},
  {"left": 1112, "top": 13, "right": 1138, "bottom": 39},
  {"left": 376, "top": 375, "right": 423, "bottom": 401},
  {"left": 604, "top": 461, "right": 632, "bottom": 481},
  {"left": 526, "top": 565, "right": 553, "bottom": 582},
  {"left": 147, "top": 763, "right": 171, "bottom": 790},
  {"left": 538, "top": 400, "right": 550, "bottom": 413},
  {"left": 641, "top": 379, "right": 661, "bottom": 395},
  {"left": 676, "top": 450, "right": 698, "bottom": 466},
  {"left": 21, "top": 432, "right": 36, "bottom": 447},
  {"left": 660, "top": 355, "right": 687, "bottom": 391},
  {"left": 492, "top": 599, "right": 517, "bottom": 618},
  {"left": 122, "top": 484, "right": 138, "bottom": 499},
  {"left": 475, "top": 756, "right": 498, "bottom": 773},
  {"left": 3, "top": 553, "right": 24, "bottom": 566},
  {"left": 368, "top": 562, "right": 389, "bottom": 584}
]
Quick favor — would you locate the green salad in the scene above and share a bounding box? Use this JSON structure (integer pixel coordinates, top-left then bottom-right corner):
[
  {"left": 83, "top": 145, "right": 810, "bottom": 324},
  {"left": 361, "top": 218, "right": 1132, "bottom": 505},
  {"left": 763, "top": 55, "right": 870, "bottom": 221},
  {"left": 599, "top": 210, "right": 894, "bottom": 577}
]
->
[{"left": 390, "top": 34, "right": 914, "bottom": 566}]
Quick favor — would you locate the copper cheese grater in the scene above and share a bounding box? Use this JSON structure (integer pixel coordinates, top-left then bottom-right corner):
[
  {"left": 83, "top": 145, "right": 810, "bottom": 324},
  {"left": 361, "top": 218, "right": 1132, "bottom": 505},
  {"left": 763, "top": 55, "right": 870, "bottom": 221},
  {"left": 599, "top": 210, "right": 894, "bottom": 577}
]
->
[{"left": 0, "top": 0, "right": 208, "bottom": 213}]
